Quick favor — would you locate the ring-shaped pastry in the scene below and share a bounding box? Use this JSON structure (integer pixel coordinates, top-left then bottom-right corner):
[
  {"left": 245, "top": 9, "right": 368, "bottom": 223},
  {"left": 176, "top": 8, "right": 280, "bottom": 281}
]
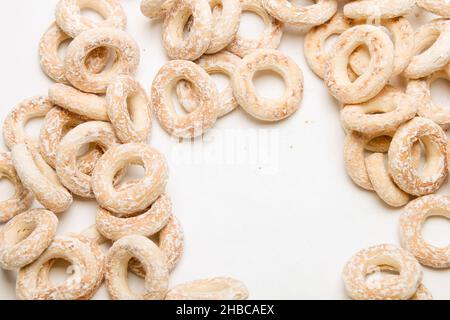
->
[
  {"left": 342, "top": 244, "right": 422, "bottom": 300},
  {"left": 96, "top": 194, "right": 172, "bottom": 241},
  {"left": 12, "top": 142, "right": 73, "bottom": 213},
  {"left": 152, "top": 60, "right": 219, "bottom": 138},
  {"left": 64, "top": 28, "right": 140, "bottom": 94},
  {"left": 56, "top": 121, "right": 121, "bottom": 198},
  {"left": 417, "top": 0, "right": 450, "bottom": 19},
  {"left": 55, "top": 0, "right": 127, "bottom": 38},
  {"left": 92, "top": 143, "right": 169, "bottom": 216},
  {"left": 400, "top": 195, "right": 450, "bottom": 269},
  {"left": 261, "top": 0, "right": 337, "bottom": 27},
  {"left": 105, "top": 235, "right": 169, "bottom": 300},
  {"left": 343, "top": 0, "right": 416, "bottom": 20},
  {"left": 227, "top": 0, "right": 283, "bottom": 58},
  {"left": 16, "top": 235, "right": 104, "bottom": 300},
  {"left": 324, "top": 25, "right": 394, "bottom": 104},
  {"left": 232, "top": 49, "right": 304, "bottom": 121},
  {"left": 0, "top": 152, "right": 33, "bottom": 223},
  {"left": 162, "top": 0, "right": 213, "bottom": 61},
  {"left": 388, "top": 117, "right": 448, "bottom": 196},
  {"left": 106, "top": 75, "right": 152, "bottom": 143},
  {"left": 0, "top": 209, "right": 58, "bottom": 270}
]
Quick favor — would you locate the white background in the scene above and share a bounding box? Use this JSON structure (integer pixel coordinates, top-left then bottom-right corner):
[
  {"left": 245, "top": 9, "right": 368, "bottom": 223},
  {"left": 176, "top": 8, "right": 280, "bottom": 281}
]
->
[{"left": 0, "top": 0, "right": 449, "bottom": 300}]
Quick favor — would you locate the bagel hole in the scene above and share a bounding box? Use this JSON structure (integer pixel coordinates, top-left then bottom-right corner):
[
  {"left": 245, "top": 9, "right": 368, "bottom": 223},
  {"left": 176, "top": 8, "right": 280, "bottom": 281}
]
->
[
  {"left": 80, "top": 8, "right": 105, "bottom": 23},
  {"left": 171, "top": 80, "right": 193, "bottom": 116},
  {"left": 57, "top": 39, "right": 71, "bottom": 61},
  {"left": 183, "top": 15, "right": 194, "bottom": 39},
  {"left": 0, "top": 178, "right": 15, "bottom": 202},
  {"left": 211, "top": 72, "right": 230, "bottom": 92},
  {"left": 126, "top": 92, "right": 148, "bottom": 130},
  {"left": 290, "top": 0, "right": 316, "bottom": 6},
  {"left": 253, "top": 70, "right": 286, "bottom": 100},
  {"left": 417, "top": 136, "right": 442, "bottom": 178},
  {"left": 84, "top": 47, "right": 118, "bottom": 76},
  {"left": 238, "top": 11, "right": 266, "bottom": 40},
  {"left": 24, "top": 117, "right": 45, "bottom": 142},
  {"left": 47, "top": 259, "right": 75, "bottom": 287},
  {"left": 324, "top": 34, "right": 339, "bottom": 53},
  {"left": 365, "top": 265, "right": 400, "bottom": 287},
  {"left": 127, "top": 259, "right": 146, "bottom": 295},
  {"left": 422, "top": 211, "right": 450, "bottom": 248},
  {"left": 115, "top": 164, "right": 146, "bottom": 189},
  {"left": 210, "top": 1, "right": 223, "bottom": 17},
  {"left": 7, "top": 221, "right": 36, "bottom": 245},
  {"left": 430, "top": 78, "right": 450, "bottom": 108},
  {"left": 365, "top": 135, "right": 392, "bottom": 153}
]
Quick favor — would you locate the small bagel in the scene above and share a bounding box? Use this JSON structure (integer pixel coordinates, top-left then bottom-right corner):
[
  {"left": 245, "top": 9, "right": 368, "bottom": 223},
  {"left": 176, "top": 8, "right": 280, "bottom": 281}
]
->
[
  {"left": 56, "top": 121, "right": 121, "bottom": 198},
  {"left": 92, "top": 143, "right": 169, "bottom": 216},
  {"left": 304, "top": 13, "right": 354, "bottom": 79},
  {"left": 365, "top": 153, "right": 410, "bottom": 207},
  {"left": 128, "top": 215, "right": 184, "bottom": 277},
  {"left": 343, "top": 0, "right": 416, "bottom": 20},
  {"left": 39, "top": 22, "right": 109, "bottom": 84},
  {"left": 65, "top": 28, "right": 140, "bottom": 93},
  {"left": 106, "top": 75, "right": 152, "bottom": 143},
  {"left": 232, "top": 49, "right": 304, "bottom": 121},
  {"left": 341, "top": 86, "right": 417, "bottom": 136},
  {"left": 389, "top": 117, "right": 448, "bottom": 196},
  {"left": 404, "top": 19, "right": 450, "bottom": 79},
  {"left": 417, "top": 0, "right": 450, "bottom": 19},
  {"left": 105, "top": 235, "right": 169, "bottom": 300},
  {"left": 96, "top": 194, "right": 172, "bottom": 241},
  {"left": 141, "top": 0, "right": 176, "bottom": 19},
  {"left": 406, "top": 70, "right": 450, "bottom": 127},
  {"left": 0, "top": 152, "right": 33, "bottom": 223},
  {"left": 152, "top": 60, "right": 218, "bottom": 138},
  {"left": 342, "top": 244, "right": 422, "bottom": 300},
  {"left": 16, "top": 235, "right": 104, "bottom": 300},
  {"left": 166, "top": 277, "right": 249, "bottom": 300},
  {"left": 176, "top": 51, "right": 241, "bottom": 118},
  {"left": 0, "top": 209, "right": 58, "bottom": 270},
  {"left": 55, "top": 0, "right": 127, "bottom": 38},
  {"left": 162, "top": 0, "right": 213, "bottom": 61},
  {"left": 261, "top": 0, "right": 337, "bottom": 27},
  {"left": 48, "top": 83, "right": 109, "bottom": 121},
  {"left": 324, "top": 25, "right": 394, "bottom": 104},
  {"left": 400, "top": 195, "right": 450, "bottom": 269},
  {"left": 3, "top": 96, "right": 53, "bottom": 150},
  {"left": 349, "top": 18, "right": 414, "bottom": 77},
  {"left": 12, "top": 142, "right": 73, "bottom": 213},
  {"left": 227, "top": 0, "right": 283, "bottom": 58}
]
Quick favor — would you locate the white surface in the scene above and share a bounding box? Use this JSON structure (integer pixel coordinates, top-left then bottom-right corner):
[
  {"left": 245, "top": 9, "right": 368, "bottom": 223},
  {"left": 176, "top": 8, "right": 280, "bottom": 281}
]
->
[{"left": 0, "top": 0, "right": 450, "bottom": 300}]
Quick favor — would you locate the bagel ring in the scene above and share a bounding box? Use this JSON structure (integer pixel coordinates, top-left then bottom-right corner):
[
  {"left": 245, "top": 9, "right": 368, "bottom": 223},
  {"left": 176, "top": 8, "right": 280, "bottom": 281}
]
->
[
  {"left": 417, "top": 0, "right": 450, "bottom": 19},
  {"left": 48, "top": 84, "right": 109, "bottom": 121},
  {"left": 176, "top": 51, "right": 241, "bottom": 118},
  {"left": 404, "top": 19, "right": 450, "bottom": 79},
  {"left": 349, "top": 18, "right": 414, "bottom": 77},
  {"left": 227, "top": 0, "right": 283, "bottom": 58},
  {"left": 162, "top": 0, "right": 213, "bottom": 61},
  {"left": 389, "top": 117, "right": 448, "bottom": 196},
  {"left": 343, "top": 0, "right": 416, "bottom": 20},
  {"left": 3, "top": 96, "right": 53, "bottom": 150},
  {"left": 407, "top": 71, "right": 450, "bottom": 127},
  {"left": 324, "top": 25, "right": 394, "bottom": 104},
  {"left": 92, "top": 143, "right": 169, "bottom": 216},
  {"left": 64, "top": 28, "right": 140, "bottom": 94},
  {"left": 105, "top": 235, "right": 169, "bottom": 300},
  {"left": 16, "top": 235, "right": 104, "bottom": 300},
  {"left": 56, "top": 121, "right": 121, "bottom": 198},
  {"left": 129, "top": 215, "right": 184, "bottom": 277},
  {"left": 341, "top": 86, "right": 417, "bottom": 136},
  {"left": 232, "top": 49, "right": 304, "bottom": 121},
  {"left": 261, "top": 0, "right": 337, "bottom": 27},
  {"left": 342, "top": 244, "right": 422, "bottom": 300},
  {"left": 152, "top": 60, "right": 219, "bottom": 138},
  {"left": 0, "top": 209, "right": 58, "bottom": 270},
  {"left": 12, "top": 142, "right": 73, "bottom": 213},
  {"left": 39, "top": 22, "right": 109, "bottom": 84},
  {"left": 106, "top": 75, "right": 152, "bottom": 143},
  {"left": 96, "top": 194, "right": 172, "bottom": 241},
  {"left": 0, "top": 152, "right": 33, "bottom": 223},
  {"left": 366, "top": 153, "right": 410, "bottom": 208},
  {"left": 400, "top": 195, "right": 450, "bottom": 269},
  {"left": 166, "top": 277, "right": 249, "bottom": 300},
  {"left": 304, "top": 13, "right": 354, "bottom": 80},
  {"left": 55, "top": 0, "right": 127, "bottom": 38},
  {"left": 141, "top": 0, "right": 176, "bottom": 19}
]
